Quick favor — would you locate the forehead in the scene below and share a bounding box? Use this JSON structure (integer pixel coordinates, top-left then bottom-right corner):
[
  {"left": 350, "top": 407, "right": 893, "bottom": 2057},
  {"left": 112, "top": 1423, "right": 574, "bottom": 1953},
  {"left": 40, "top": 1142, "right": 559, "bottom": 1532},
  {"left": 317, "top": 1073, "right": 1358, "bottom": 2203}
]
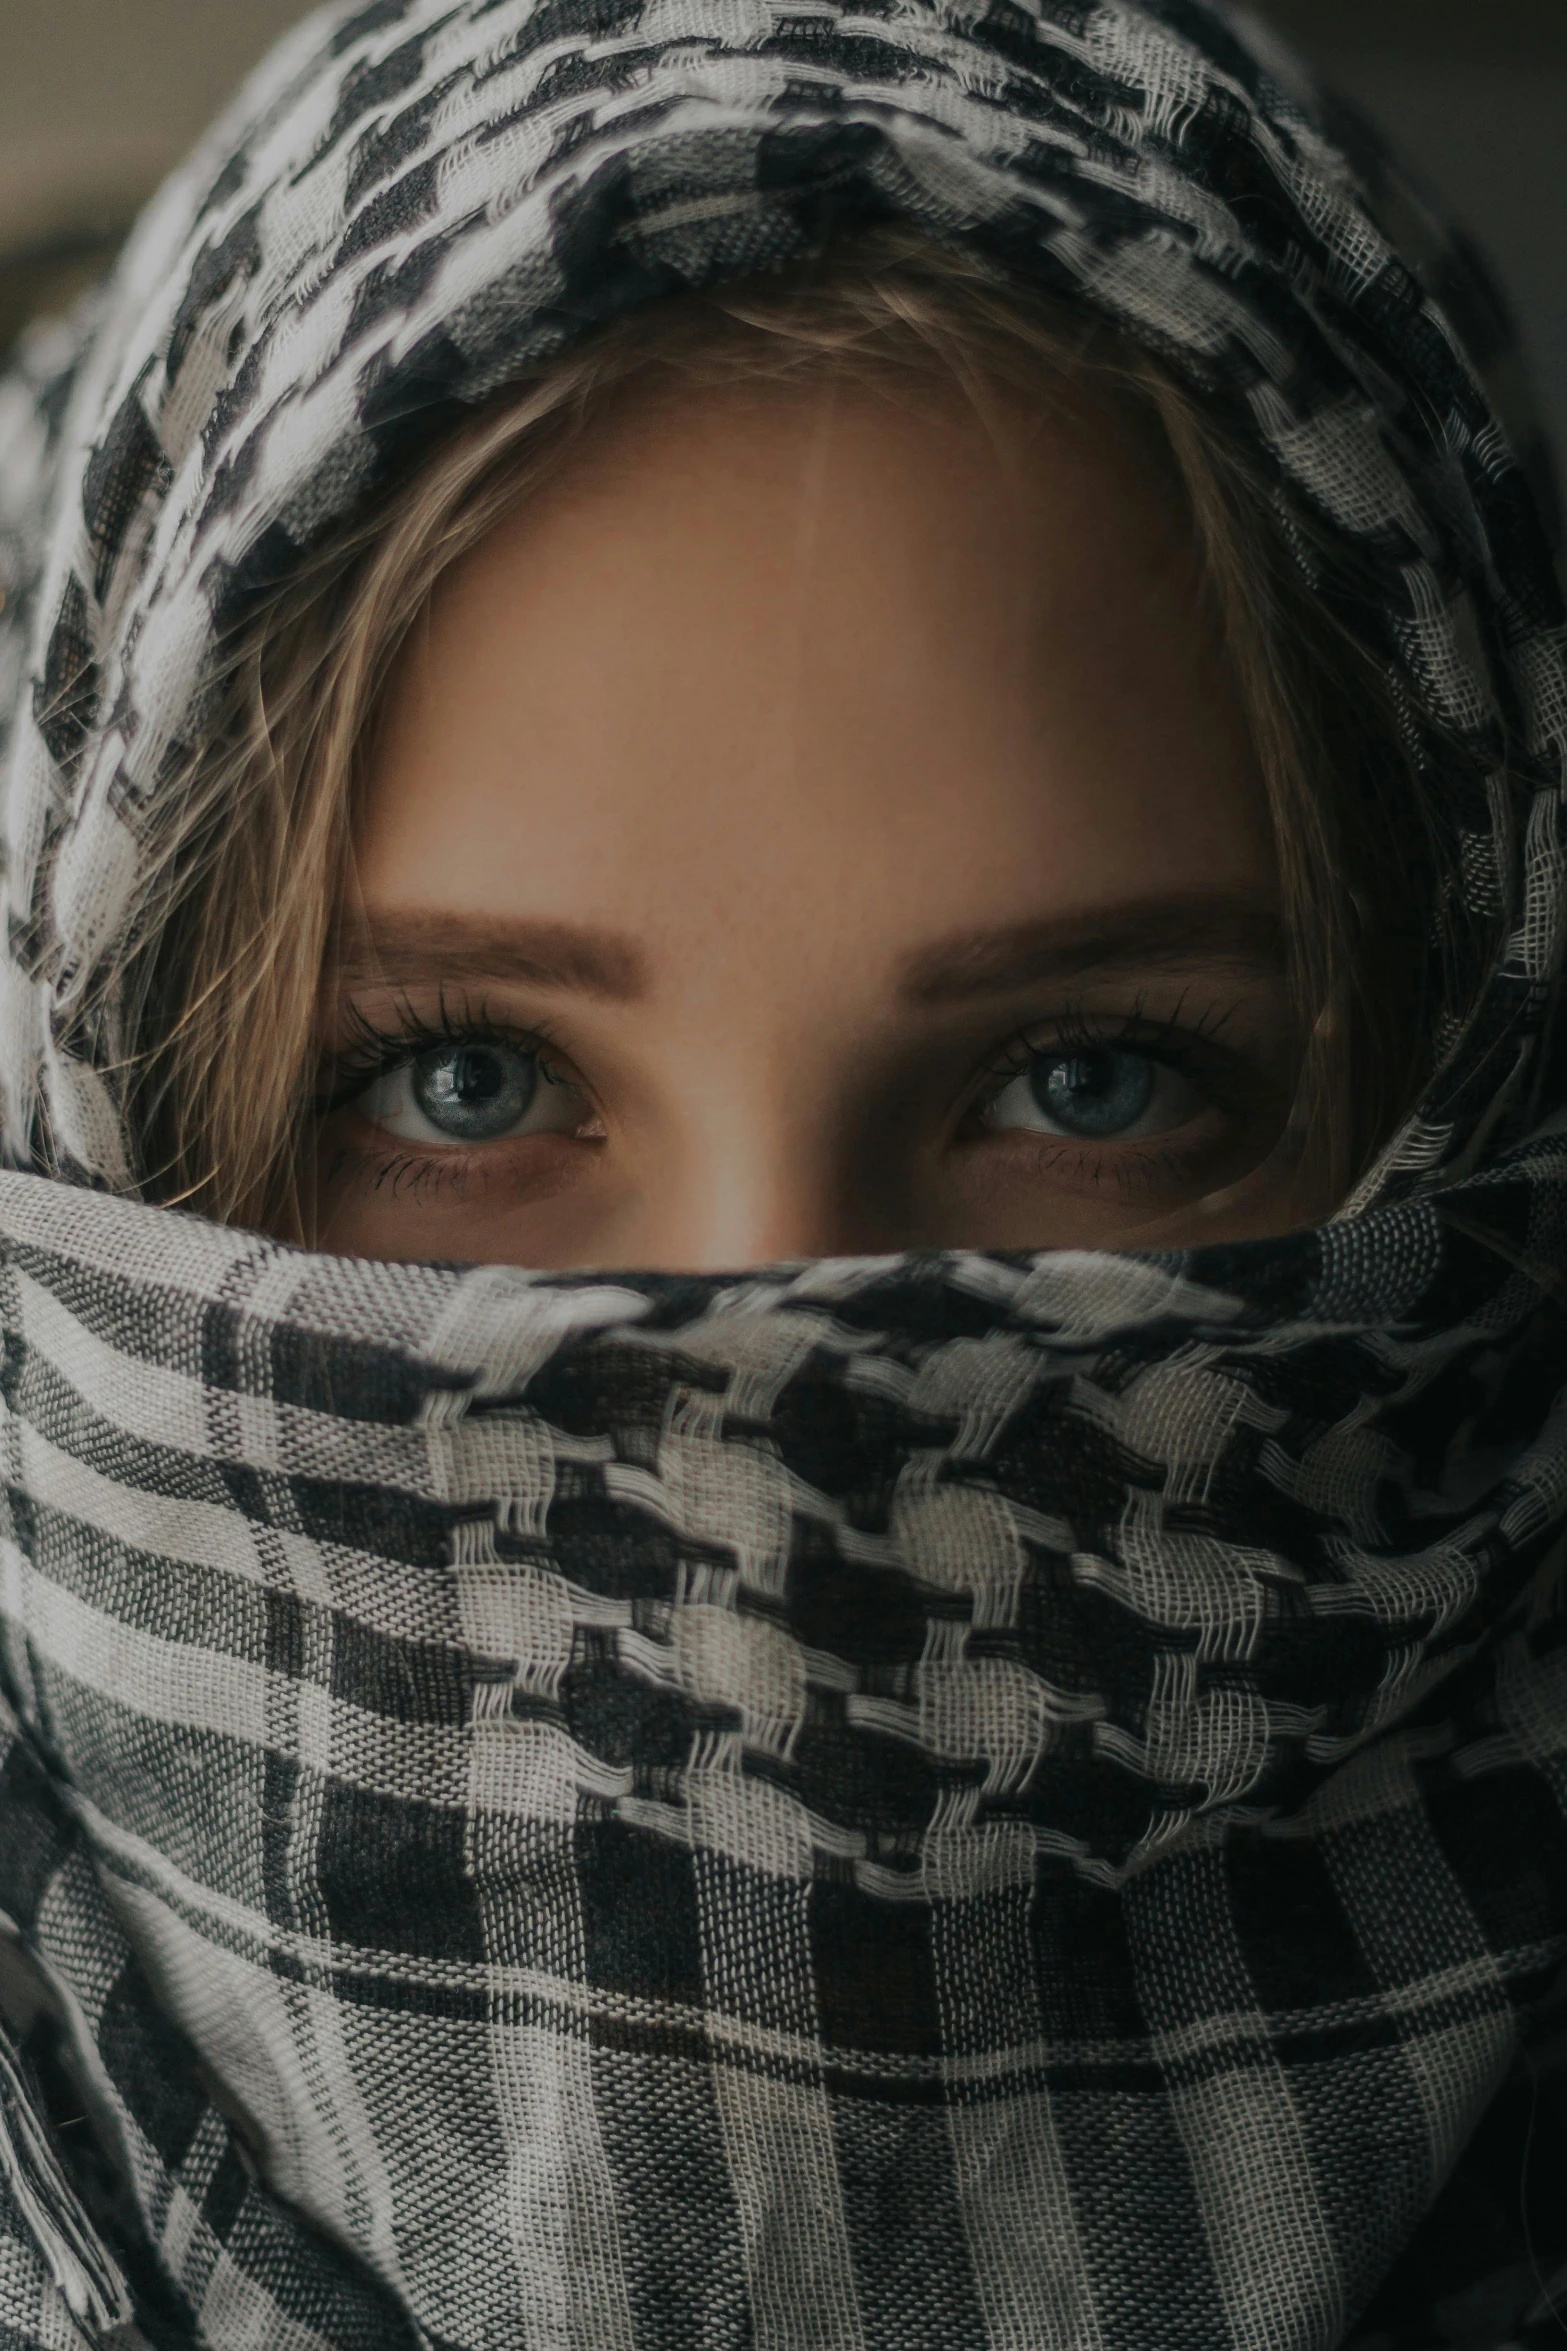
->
[{"left": 354, "top": 367, "right": 1274, "bottom": 964}]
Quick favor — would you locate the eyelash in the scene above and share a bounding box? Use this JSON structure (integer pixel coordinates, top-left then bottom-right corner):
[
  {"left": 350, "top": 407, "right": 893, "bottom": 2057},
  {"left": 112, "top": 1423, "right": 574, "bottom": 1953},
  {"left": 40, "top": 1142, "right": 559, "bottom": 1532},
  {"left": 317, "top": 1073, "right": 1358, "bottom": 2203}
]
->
[
  {"left": 317, "top": 990, "right": 1239, "bottom": 1157},
  {"left": 313, "top": 993, "right": 570, "bottom": 1121},
  {"left": 969, "top": 994, "right": 1240, "bottom": 1125}
]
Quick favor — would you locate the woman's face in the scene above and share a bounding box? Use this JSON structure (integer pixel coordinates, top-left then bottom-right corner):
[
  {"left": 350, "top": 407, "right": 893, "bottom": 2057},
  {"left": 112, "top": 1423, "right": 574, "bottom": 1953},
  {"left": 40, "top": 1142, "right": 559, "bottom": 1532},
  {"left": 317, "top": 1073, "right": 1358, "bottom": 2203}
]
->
[{"left": 314, "top": 367, "right": 1325, "bottom": 1270}]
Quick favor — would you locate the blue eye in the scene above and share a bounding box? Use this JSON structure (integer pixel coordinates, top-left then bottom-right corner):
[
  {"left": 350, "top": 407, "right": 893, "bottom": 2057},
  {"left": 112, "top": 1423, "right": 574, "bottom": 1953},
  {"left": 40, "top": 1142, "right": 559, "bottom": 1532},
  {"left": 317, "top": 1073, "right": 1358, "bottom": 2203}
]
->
[
  {"left": 352, "top": 1043, "right": 586, "bottom": 1146},
  {"left": 985, "top": 1047, "right": 1199, "bottom": 1141},
  {"left": 411, "top": 1046, "right": 537, "bottom": 1140},
  {"left": 1032, "top": 1050, "right": 1154, "bottom": 1136}
]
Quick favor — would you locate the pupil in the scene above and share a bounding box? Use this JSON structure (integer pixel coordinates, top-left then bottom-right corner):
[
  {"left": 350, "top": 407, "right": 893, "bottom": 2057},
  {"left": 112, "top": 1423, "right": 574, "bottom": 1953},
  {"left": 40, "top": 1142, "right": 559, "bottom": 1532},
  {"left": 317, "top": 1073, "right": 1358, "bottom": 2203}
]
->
[
  {"left": 447, "top": 1050, "right": 504, "bottom": 1104},
  {"left": 1031, "top": 1049, "right": 1155, "bottom": 1137},
  {"left": 412, "top": 1046, "right": 537, "bottom": 1140}
]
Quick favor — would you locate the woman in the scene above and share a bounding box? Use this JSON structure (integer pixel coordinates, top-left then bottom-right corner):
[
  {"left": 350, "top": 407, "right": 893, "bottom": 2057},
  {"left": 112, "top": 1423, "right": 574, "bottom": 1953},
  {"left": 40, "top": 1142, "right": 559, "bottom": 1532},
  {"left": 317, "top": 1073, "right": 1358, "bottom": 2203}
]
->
[{"left": 0, "top": 2, "right": 1564, "bottom": 2346}]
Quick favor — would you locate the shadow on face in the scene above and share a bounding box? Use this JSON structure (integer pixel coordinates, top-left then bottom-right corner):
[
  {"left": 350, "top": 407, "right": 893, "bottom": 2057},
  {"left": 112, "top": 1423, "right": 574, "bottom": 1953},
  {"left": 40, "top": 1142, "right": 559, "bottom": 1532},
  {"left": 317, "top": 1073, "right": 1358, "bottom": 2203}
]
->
[{"left": 311, "top": 366, "right": 1326, "bottom": 1271}]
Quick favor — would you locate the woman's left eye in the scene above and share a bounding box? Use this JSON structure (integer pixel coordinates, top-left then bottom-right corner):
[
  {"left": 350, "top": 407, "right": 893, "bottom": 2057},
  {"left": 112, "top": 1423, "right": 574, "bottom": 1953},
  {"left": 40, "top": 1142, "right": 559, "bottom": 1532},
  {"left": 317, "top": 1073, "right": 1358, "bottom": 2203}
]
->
[
  {"left": 351, "top": 1043, "right": 586, "bottom": 1146},
  {"left": 982, "top": 1046, "right": 1202, "bottom": 1142}
]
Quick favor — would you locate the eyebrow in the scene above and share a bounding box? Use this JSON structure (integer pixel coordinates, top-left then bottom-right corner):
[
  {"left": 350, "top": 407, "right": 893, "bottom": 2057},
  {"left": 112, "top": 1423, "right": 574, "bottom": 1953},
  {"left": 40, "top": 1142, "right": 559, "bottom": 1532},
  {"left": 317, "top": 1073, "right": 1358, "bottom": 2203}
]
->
[
  {"left": 330, "top": 913, "right": 650, "bottom": 1001},
  {"left": 896, "top": 894, "right": 1283, "bottom": 1005},
  {"left": 329, "top": 893, "right": 1281, "bottom": 1008}
]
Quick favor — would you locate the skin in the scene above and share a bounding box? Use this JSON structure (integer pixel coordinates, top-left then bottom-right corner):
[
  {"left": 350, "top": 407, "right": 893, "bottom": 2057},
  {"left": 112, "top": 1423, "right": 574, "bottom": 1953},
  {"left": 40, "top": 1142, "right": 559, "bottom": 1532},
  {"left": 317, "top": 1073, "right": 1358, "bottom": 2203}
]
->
[{"left": 311, "top": 366, "right": 1329, "bottom": 1270}]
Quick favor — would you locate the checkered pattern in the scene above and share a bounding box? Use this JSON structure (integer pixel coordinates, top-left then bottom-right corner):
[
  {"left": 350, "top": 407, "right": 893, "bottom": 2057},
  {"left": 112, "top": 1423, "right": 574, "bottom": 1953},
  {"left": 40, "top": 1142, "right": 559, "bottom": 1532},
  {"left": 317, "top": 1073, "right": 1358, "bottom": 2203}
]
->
[
  {"left": 1, "top": 1177, "right": 1566, "bottom": 2349},
  {"left": 0, "top": 1, "right": 1566, "bottom": 2345}
]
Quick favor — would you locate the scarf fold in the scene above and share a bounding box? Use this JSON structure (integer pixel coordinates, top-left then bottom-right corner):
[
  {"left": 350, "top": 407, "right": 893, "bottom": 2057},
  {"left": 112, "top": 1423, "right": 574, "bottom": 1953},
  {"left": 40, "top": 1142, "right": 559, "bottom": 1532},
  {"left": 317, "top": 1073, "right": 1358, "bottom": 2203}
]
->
[{"left": 1, "top": 3, "right": 1566, "bottom": 2346}]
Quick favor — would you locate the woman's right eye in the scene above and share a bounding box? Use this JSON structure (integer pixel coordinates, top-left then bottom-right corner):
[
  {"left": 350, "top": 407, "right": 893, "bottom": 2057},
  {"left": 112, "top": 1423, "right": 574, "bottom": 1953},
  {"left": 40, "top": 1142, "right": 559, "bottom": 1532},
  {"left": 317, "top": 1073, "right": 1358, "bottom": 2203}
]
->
[{"left": 352, "top": 1044, "right": 587, "bottom": 1146}]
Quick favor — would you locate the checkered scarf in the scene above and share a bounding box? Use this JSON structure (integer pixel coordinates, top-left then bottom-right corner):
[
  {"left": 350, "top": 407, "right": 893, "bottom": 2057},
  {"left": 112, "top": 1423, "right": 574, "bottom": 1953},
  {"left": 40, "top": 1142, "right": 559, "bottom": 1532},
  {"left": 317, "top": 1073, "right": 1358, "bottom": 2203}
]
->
[{"left": 1, "top": 2, "right": 1566, "bottom": 2345}]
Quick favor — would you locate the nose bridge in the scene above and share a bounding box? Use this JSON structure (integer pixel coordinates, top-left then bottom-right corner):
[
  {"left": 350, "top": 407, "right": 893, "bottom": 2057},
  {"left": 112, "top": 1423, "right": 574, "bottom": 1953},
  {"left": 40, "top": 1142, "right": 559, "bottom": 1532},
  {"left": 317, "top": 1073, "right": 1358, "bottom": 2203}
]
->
[
  {"left": 592, "top": 885, "right": 912, "bottom": 1269},
  {"left": 618, "top": 1023, "right": 883, "bottom": 1268},
  {"left": 640, "top": 1112, "right": 861, "bottom": 1271}
]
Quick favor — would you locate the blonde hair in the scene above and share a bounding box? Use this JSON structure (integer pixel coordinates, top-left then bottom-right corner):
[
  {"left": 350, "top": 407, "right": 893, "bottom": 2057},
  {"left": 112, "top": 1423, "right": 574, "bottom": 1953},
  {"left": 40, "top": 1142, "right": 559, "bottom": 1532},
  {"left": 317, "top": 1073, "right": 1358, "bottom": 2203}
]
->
[{"left": 122, "top": 228, "right": 1440, "bottom": 1237}]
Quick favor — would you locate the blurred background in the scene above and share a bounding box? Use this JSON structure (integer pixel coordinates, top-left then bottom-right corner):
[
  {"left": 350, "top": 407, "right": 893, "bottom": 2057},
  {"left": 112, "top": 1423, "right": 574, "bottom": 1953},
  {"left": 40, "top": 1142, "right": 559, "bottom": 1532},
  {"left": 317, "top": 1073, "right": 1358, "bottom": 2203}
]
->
[{"left": 2, "top": 0, "right": 1565, "bottom": 467}]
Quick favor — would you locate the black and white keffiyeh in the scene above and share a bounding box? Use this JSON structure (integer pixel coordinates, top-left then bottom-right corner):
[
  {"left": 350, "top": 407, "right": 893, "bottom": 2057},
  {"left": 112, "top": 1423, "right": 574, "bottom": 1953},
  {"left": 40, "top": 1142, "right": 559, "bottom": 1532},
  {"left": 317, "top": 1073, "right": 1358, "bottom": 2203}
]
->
[{"left": 1, "top": 3, "right": 1567, "bottom": 2345}]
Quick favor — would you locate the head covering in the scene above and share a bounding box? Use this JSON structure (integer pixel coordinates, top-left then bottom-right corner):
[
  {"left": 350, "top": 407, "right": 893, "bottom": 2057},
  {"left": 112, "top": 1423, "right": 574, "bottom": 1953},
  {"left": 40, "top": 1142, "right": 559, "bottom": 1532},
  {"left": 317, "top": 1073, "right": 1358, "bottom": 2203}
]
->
[{"left": 1, "top": 3, "right": 1566, "bottom": 2346}]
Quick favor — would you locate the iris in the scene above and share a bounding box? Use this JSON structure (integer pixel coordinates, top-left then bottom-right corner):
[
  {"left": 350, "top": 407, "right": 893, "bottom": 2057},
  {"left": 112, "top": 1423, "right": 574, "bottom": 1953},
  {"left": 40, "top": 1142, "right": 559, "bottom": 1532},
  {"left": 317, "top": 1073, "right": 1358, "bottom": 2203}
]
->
[
  {"left": 1029, "top": 1049, "right": 1157, "bottom": 1137},
  {"left": 410, "top": 1046, "right": 539, "bottom": 1141}
]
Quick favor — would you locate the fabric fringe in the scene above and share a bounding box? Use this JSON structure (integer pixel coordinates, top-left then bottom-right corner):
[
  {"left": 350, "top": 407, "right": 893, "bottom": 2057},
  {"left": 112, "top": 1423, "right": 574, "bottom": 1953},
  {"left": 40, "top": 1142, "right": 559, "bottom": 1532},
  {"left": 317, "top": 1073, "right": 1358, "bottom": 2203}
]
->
[{"left": 0, "top": 2030, "right": 142, "bottom": 2346}]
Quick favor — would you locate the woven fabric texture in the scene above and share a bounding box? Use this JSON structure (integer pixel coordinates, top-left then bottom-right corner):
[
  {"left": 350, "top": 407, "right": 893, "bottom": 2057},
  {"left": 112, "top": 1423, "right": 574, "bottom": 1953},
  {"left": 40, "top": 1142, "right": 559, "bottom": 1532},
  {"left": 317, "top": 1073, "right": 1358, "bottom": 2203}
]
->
[{"left": 0, "top": 2, "right": 1565, "bottom": 2346}]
